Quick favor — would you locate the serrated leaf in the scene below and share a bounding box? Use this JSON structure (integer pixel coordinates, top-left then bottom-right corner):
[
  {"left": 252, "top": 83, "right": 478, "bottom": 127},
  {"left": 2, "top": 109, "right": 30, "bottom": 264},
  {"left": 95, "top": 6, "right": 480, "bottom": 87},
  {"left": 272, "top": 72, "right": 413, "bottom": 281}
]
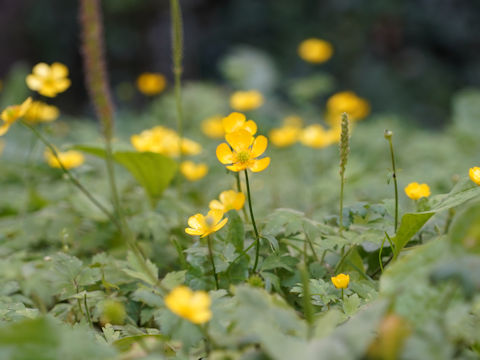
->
[
  {"left": 124, "top": 252, "right": 158, "bottom": 287},
  {"left": 74, "top": 145, "right": 177, "bottom": 206},
  {"left": 160, "top": 271, "right": 186, "bottom": 291},
  {"left": 225, "top": 211, "right": 244, "bottom": 252}
]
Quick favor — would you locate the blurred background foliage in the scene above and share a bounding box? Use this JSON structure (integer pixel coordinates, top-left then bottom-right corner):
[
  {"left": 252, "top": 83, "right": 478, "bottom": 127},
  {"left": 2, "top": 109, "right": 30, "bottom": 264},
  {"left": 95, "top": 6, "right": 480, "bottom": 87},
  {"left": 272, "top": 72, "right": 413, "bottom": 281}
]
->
[{"left": 1, "top": 0, "right": 480, "bottom": 125}]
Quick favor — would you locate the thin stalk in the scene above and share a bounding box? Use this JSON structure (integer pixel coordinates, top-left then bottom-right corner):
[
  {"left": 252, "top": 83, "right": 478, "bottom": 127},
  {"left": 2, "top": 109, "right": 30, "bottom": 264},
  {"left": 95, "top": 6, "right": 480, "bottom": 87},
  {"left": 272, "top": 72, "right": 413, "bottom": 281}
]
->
[
  {"left": 83, "top": 293, "right": 94, "bottom": 329},
  {"left": 244, "top": 170, "right": 261, "bottom": 272},
  {"left": 300, "top": 263, "right": 314, "bottom": 339},
  {"left": 339, "top": 180, "right": 345, "bottom": 233},
  {"left": 341, "top": 288, "right": 344, "bottom": 302},
  {"left": 207, "top": 235, "right": 219, "bottom": 290},
  {"left": 170, "top": 0, "right": 185, "bottom": 202},
  {"left": 235, "top": 172, "right": 249, "bottom": 223},
  {"left": 20, "top": 120, "right": 119, "bottom": 230},
  {"left": 385, "top": 130, "right": 398, "bottom": 232}
]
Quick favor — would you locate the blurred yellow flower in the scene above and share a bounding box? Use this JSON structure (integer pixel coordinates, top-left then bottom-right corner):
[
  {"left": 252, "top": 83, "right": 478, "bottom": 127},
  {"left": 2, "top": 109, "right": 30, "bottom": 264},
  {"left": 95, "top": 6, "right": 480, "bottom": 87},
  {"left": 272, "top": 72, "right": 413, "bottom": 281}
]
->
[
  {"left": 230, "top": 90, "right": 264, "bottom": 111},
  {"left": 164, "top": 286, "right": 212, "bottom": 324},
  {"left": 0, "top": 97, "right": 32, "bottom": 136},
  {"left": 222, "top": 112, "right": 257, "bottom": 135},
  {"left": 131, "top": 126, "right": 201, "bottom": 157},
  {"left": 185, "top": 209, "right": 228, "bottom": 238},
  {"left": 298, "top": 38, "right": 333, "bottom": 64},
  {"left": 201, "top": 115, "right": 225, "bottom": 138},
  {"left": 326, "top": 91, "right": 370, "bottom": 126},
  {"left": 269, "top": 126, "right": 300, "bottom": 147},
  {"left": 209, "top": 190, "right": 245, "bottom": 212},
  {"left": 136, "top": 72, "right": 166, "bottom": 96},
  {"left": 469, "top": 167, "right": 480, "bottom": 186},
  {"left": 331, "top": 273, "right": 350, "bottom": 289},
  {"left": 216, "top": 129, "right": 270, "bottom": 172},
  {"left": 45, "top": 149, "right": 85, "bottom": 169},
  {"left": 26, "top": 62, "right": 71, "bottom": 97},
  {"left": 300, "top": 124, "right": 333, "bottom": 148},
  {"left": 24, "top": 101, "right": 60, "bottom": 124},
  {"left": 180, "top": 161, "right": 208, "bottom": 181},
  {"left": 404, "top": 182, "right": 431, "bottom": 200}
]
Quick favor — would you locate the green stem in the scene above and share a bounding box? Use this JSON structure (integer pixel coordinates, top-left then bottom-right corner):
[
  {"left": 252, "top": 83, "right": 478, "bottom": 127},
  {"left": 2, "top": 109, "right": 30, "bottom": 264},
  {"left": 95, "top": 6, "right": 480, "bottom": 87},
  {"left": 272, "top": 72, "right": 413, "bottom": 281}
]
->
[
  {"left": 83, "top": 293, "right": 93, "bottom": 329},
  {"left": 341, "top": 288, "right": 344, "bottom": 302},
  {"left": 20, "top": 121, "right": 120, "bottom": 230},
  {"left": 244, "top": 170, "right": 261, "bottom": 272},
  {"left": 235, "top": 172, "right": 249, "bottom": 223},
  {"left": 207, "top": 235, "right": 219, "bottom": 290},
  {"left": 387, "top": 135, "right": 398, "bottom": 232},
  {"left": 339, "top": 177, "right": 344, "bottom": 234},
  {"left": 300, "top": 263, "right": 314, "bottom": 339}
]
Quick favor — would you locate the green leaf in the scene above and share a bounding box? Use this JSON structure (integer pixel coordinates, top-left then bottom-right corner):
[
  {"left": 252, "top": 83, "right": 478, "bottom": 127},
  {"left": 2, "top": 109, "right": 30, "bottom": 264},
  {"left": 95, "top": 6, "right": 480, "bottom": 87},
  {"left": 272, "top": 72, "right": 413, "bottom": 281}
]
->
[
  {"left": 124, "top": 251, "right": 159, "bottom": 287},
  {"left": 391, "top": 212, "right": 435, "bottom": 258},
  {"left": 74, "top": 145, "right": 177, "bottom": 206},
  {"left": 160, "top": 271, "right": 186, "bottom": 291}
]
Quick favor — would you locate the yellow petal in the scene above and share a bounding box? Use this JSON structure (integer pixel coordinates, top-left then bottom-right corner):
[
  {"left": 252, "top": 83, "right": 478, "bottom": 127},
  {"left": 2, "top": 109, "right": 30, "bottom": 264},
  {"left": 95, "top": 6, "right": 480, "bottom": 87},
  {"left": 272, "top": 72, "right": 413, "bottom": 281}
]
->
[
  {"left": 207, "top": 209, "right": 224, "bottom": 225},
  {"left": 32, "top": 63, "right": 50, "bottom": 77},
  {"left": 26, "top": 74, "right": 42, "bottom": 90},
  {"left": 50, "top": 62, "right": 69, "bottom": 78},
  {"left": 53, "top": 78, "right": 71, "bottom": 93},
  {"left": 226, "top": 129, "right": 253, "bottom": 153},
  {"left": 251, "top": 135, "right": 268, "bottom": 158},
  {"left": 222, "top": 112, "right": 246, "bottom": 133},
  {"left": 216, "top": 143, "right": 234, "bottom": 164},
  {"left": 212, "top": 217, "right": 228, "bottom": 232},
  {"left": 185, "top": 228, "right": 204, "bottom": 236},
  {"left": 249, "top": 157, "right": 270, "bottom": 172},
  {"left": 244, "top": 120, "right": 257, "bottom": 135},
  {"left": 0, "top": 123, "right": 10, "bottom": 136},
  {"left": 209, "top": 200, "right": 224, "bottom": 211},
  {"left": 226, "top": 163, "right": 247, "bottom": 172},
  {"left": 188, "top": 214, "right": 206, "bottom": 230}
]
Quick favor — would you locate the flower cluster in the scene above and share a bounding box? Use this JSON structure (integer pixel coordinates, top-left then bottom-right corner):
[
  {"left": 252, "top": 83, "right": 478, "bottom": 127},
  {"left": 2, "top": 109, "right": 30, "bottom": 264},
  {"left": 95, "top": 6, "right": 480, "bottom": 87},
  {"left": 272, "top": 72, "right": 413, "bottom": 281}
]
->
[
  {"left": 26, "top": 62, "right": 71, "bottom": 97},
  {"left": 164, "top": 286, "right": 212, "bottom": 324},
  {"left": 404, "top": 182, "right": 431, "bottom": 200},
  {"left": 131, "top": 126, "right": 208, "bottom": 181}
]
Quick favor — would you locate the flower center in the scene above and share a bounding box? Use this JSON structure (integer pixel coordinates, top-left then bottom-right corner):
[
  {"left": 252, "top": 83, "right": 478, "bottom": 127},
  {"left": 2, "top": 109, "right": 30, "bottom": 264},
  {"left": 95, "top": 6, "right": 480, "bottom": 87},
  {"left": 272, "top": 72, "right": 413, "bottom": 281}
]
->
[
  {"left": 237, "top": 151, "right": 250, "bottom": 163},
  {"left": 205, "top": 216, "right": 215, "bottom": 228}
]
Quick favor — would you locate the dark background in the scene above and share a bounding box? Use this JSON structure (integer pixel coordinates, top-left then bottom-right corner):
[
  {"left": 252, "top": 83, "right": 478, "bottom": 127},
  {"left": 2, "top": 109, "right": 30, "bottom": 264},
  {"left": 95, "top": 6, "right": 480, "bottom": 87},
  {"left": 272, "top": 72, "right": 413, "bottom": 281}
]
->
[{"left": 1, "top": 0, "right": 480, "bottom": 126}]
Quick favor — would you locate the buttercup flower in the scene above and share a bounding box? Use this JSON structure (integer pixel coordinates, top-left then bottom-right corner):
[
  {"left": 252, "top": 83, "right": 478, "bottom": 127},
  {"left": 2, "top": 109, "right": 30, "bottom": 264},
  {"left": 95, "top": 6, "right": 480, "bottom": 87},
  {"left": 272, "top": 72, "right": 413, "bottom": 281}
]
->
[
  {"left": 404, "top": 182, "right": 431, "bottom": 200},
  {"left": 469, "top": 167, "right": 480, "bottom": 186},
  {"left": 131, "top": 126, "right": 201, "bottom": 157},
  {"left": 222, "top": 112, "right": 257, "bottom": 135},
  {"left": 298, "top": 38, "right": 333, "bottom": 64},
  {"left": 185, "top": 209, "right": 228, "bottom": 238},
  {"left": 331, "top": 273, "right": 350, "bottom": 289},
  {"left": 165, "top": 286, "right": 212, "bottom": 324},
  {"left": 24, "top": 101, "right": 60, "bottom": 124},
  {"left": 45, "top": 149, "right": 85, "bottom": 170},
  {"left": 136, "top": 72, "right": 166, "bottom": 96},
  {"left": 209, "top": 190, "right": 245, "bottom": 212},
  {"left": 26, "top": 62, "right": 71, "bottom": 97},
  {"left": 180, "top": 161, "right": 208, "bottom": 181},
  {"left": 269, "top": 126, "right": 300, "bottom": 147},
  {"left": 0, "top": 97, "right": 32, "bottom": 136},
  {"left": 216, "top": 129, "right": 270, "bottom": 172},
  {"left": 230, "top": 90, "right": 264, "bottom": 111},
  {"left": 201, "top": 115, "right": 225, "bottom": 138},
  {"left": 326, "top": 91, "right": 370, "bottom": 126}
]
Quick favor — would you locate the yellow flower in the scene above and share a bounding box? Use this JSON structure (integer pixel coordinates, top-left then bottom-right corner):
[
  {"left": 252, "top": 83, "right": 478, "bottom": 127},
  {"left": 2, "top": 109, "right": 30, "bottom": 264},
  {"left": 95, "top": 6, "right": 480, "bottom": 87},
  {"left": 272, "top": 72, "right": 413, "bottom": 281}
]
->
[
  {"left": 404, "top": 182, "right": 431, "bottom": 200},
  {"left": 230, "top": 90, "right": 264, "bottom": 111},
  {"left": 331, "top": 273, "right": 350, "bottom": 289},
  {"left": 469, "top": 167, "right": 480, "bottom": 186},
  {"left": 326, "top": 91, "right": 370, "bottom": 126},
  {"left": 180, "top": 161, "right": 208, "bottom": 181},
  {"left": 164, "top": 286, "right": 212, "bottom": 324},
  {"left": 222, "top": 112, "right": 257, "bottom": 135},
  {"left": 201, "top": 115, "right": 225, "bottom": 138},
  {"left": 298, "top": 38, "right": 333, "bottom": 64},
  {"left": 44, "top": 149, "right": 85, "bottom": 169},
  {"left": 185, "top": 209, "right": 228, "bottom": 238},
  {"left": 136, "top": 72, "right": 167, "bottom": 96},
  {"left": 26, "top": 62, "right": 71, "bottom": 97},
  {"left": 0, "top": 97, "right": 32, "bottom": 136},
  {"left": 216, "top": 129, "right": 270, "bottom": 172},
  {"left": 131, "top": 126, "right": 201, "bottom": 157},
  {"left": 269, "top": 126, "right": 300, "bottom": 147},
  {"left": 24, "top": 101, "right": 60, "bottom": 124},
  {"left": 209, "top": 190, "right": 245, "bottom": 212},
  {"left": 300, "top": 124, "right": 333, "bottom": 148}
]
